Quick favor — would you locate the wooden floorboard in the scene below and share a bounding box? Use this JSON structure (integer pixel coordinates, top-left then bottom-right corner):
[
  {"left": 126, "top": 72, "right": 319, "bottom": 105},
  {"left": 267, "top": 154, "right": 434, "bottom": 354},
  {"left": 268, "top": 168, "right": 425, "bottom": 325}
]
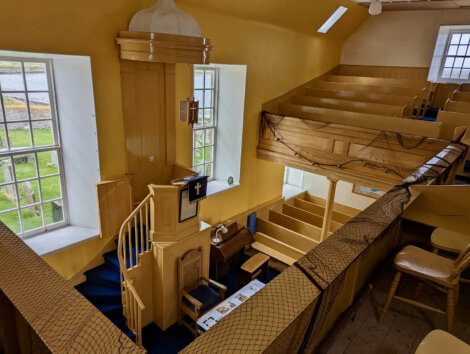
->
[{"left": 317, "top": 265, "right": 470, "bottom": 353}]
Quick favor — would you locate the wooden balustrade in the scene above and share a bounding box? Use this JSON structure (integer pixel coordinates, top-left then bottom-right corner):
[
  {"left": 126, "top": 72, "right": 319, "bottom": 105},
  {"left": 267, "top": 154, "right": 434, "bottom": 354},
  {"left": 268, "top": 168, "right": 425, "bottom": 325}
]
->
[{"left": 117, "top": 193, "right": 153, "bottom": 346}]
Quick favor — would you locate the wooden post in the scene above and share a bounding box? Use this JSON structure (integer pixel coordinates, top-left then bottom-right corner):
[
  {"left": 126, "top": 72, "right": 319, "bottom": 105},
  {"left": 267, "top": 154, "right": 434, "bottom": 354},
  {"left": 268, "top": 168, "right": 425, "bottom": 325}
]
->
[{"left": 320, "top": 178, "right": 338, "bottom": 241}]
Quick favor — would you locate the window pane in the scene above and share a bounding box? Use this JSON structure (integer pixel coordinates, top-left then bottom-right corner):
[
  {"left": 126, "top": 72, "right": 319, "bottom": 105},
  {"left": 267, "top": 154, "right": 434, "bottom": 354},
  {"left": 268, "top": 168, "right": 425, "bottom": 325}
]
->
[
  {"left": 194, "top": 109, "right": 203, "bottom": 128},
  {"left": 194, "top": 89, "right": 203, "bottom": 105},
  {"left": 461, "top": 34, "right": 470, "bottom": 45},
  {"left": 24, "top": 62, "right": 48, "bottom": 91},
  {"left": 464, "top": 58, "right": 470, "bottom": 69},
  {"left": 460, "top": 69, "right": 470, "bottom": 80},
  {"left": 194, "top": 70, "right": 204, "bottom": 89},
  {"left": 7, "top": 122, "right": 32, "bottom": 149},
  {"left": 204, "top": 90, "right": 213, "bottom": 108},
  {"left": 444, "top": 57, "right": 455, "bottom": 68},
  {"left": 451, "top": 68, "right": 461, "bottom": 79},
  {"left": 193, "top": 148, "right": 204, "bottom": 165},
  {"left": 0, "top": 61, "right": 24, "bottom": 91},
  {"left": 194, "top": 130, "right": 204, "bottom": 148},
  {"left": 205, "top": 71, "right": 214, "bottom": 89},
  {"left": 0, "top": 157, "right": 13, "bottom": 184},
  {"left": 442, "top": 68, "right": 452, "bottom": 78},
  {"left": 0, "top": 98, "right": 3, "bottom": 122},
  {"left": 204, "top": 163, "right": 213, "bottom": 178},
  {"left": 21, "top": 205, "right": 43, "bottom": 232},
  {"left": 454, "top": 57, "right": 464, "bottom": 68},
  {"left": 37, "top": 150, "right": 59, "bottom": 176},
  {"left": 193, "top": 164, "right": 204, "bottom": 175},
  {"left": 32, "top": 121, "right": 54, "bottom": 147},
  {"left": 448, "top": 45, "right": 458, "bottom": 56},
  {"left": 13, "top": 154, "right": 37, "bottom": 181},
  {"left": 0, "top": 124, "right": 7, "bottom": 151},
  {"left": 0, "top": 210, "right": 20, "bottom": 233},
  {"left": 457, "top": 45, "right": 467, "bottom": 56},
  {"left": 44, "top": 199, "right": 63, "bottom": 225},
  {"left": 29, "top": 92, "right": 51, "bottom": 120},
  {"left": 41, "top": 175, "right": 62, "bottom": 201},
  {"left": 18, "top": 180, "right": 40, "bottom": 206},
  {"left": 451, "top": 33, "right": 461, "bottom": 45},
  {"left": 204, "top": 109, "right": 214, "bottom": 126},
  {"left": 3, "top": 93, "right": 28, "bottom": 121},
  {"left": 205, "top": 128, "right": 214, "bottom": 145},
  {"left": 0, "top": 184, "right": 18, "bottom": 210},
  {"left": 204, "top": 146, "right": 213, "bottom": 163}
]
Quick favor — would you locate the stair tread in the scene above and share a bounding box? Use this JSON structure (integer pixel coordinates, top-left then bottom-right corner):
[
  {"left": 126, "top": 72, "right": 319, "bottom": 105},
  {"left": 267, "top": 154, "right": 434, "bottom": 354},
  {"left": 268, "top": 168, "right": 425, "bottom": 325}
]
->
[
  {"left": 252, "top": 241, "right": 297, "bottom": 266},
  {"left": 85, "top": 264, "right": 121, "bottom": 287},
  {"left": 75, "top": 282, "right": 121, "bottom": 300}
]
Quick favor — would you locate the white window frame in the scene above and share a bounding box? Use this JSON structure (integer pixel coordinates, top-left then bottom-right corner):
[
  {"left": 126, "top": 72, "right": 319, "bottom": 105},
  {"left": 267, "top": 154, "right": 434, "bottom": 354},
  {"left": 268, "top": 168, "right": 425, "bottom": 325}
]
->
[
  {"left": 0, "top": 57, "right": 68, "bottom": 238},
  {"left": 192, "top": 66, "right": 218, "bottom": 181},
  {"left": 439, "top": 30, "right": 470, "bottom": 83}
]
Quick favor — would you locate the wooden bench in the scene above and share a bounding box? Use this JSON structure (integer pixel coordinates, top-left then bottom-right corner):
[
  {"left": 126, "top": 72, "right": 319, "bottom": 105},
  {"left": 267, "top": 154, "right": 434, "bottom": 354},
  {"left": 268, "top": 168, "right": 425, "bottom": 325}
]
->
[
  {"left": 325, "top": 74, "right": 429, "bottom": 90},
  {"left": 445, "top": 99, "right": 470, "bottom": 114},
  {"left": 291, "top": 95, "right": 406, "bottom": 117},
  {"left": 239, "top": 253, "right": 270, "bottom": 286},
  {"left": 452, "top": 90, "right": 470, "bottom": 103},
  {"left": 459, "top": 83, "right": 470, "bottom": 92},
  {"left": 278, "top": 103, "right": 442, "bottom": 138},
  {"left": 305, "top": 88, "right": 413, "bottom": 114},
  {"left": 315, "top": 81, "right": 423, "bottom": 113}
]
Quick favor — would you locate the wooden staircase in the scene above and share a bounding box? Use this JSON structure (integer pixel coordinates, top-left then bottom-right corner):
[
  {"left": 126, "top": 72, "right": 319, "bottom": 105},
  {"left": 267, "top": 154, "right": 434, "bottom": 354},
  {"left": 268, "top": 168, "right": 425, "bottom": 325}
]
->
[{"left": 252, "top": 192, "right": 360, "bottom": 265}]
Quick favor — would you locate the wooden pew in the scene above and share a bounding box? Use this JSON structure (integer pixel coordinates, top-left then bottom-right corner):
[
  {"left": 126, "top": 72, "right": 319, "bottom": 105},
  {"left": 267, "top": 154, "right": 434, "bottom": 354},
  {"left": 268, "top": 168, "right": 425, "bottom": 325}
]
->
[
  {"left": 452, "top": 90, "right": 470, "bottom": 103},
  {"left": 278, "top": 103, "right": 443, "bottom": 139},
  {"left": 444, "top": 99, "right": 470, "bottom": 114},
  {"left": 291, "top": 95, "right": 406, "bottom": 117},
  {"left": 436, "top": 110, "right": 470, "bottom": 174},
  {"left": 459, "top": 83, "right": 470, "bottom": 92},
  {"left": 436, "top": 110, "right": 470, "bottom": 139},
  {"left": 315, "top": 81, "right": 421, "bottom": 113},
  {"left": 327, "top": 74, "right": 435, "bottom": 109},
  {"left": 305, "top": 88, "right": 412, "bottom": 113},
  {"left": 325, "top": 75, "right": 429, "bottom": 90}
]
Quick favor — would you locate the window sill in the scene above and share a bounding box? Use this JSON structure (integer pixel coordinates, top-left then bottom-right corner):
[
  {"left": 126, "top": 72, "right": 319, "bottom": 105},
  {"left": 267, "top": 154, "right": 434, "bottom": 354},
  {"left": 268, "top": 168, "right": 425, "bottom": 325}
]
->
[
  {"left": 206, "top": 180, "right": 240, "bottom": 198},
  {"left": 23, "top": 226, "right": 100, "bottom": 257}
]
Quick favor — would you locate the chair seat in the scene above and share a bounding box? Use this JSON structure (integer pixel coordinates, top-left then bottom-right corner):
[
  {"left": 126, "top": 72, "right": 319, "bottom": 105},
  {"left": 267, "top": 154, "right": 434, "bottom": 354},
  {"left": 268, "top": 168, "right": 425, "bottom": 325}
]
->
[
  {"left": 183, "top": 285, "right": 221, "bottom": 314},
  {"left": 415, "top": 329, "right": 469, "bottom": 354},
  {"left": 431, "top": 228, "right": 470, "bottom": 254},
  {"left": 394, "top": 246, "right": 457, "bottom": 287}
]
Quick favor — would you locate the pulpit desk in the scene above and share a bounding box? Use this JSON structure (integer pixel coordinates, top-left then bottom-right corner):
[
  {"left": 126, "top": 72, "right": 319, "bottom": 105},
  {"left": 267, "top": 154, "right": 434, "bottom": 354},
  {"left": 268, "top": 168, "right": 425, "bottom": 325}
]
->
[{"left": 210, "top": 223, "right": 254, "bottom": 281}]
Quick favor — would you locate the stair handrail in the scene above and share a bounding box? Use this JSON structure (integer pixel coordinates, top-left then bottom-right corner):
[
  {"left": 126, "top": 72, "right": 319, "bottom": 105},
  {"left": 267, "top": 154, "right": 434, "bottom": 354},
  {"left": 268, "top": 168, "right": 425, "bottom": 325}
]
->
[{"left": 117, "top": 193, "right": 152, "bottom": 346}]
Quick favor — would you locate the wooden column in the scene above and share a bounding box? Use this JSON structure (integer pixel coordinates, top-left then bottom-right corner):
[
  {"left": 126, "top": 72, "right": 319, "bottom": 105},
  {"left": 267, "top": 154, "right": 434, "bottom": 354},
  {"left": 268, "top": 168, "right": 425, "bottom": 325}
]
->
[{"left": 320, "top": 178, "right": 338, "bottom": 241}]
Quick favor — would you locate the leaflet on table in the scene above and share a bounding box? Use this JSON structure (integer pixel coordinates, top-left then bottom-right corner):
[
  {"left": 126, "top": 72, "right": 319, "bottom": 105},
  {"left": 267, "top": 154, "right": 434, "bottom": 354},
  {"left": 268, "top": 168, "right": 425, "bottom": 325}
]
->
[{"left": 198, "top": 280, "right": 265, "bottom": 331}]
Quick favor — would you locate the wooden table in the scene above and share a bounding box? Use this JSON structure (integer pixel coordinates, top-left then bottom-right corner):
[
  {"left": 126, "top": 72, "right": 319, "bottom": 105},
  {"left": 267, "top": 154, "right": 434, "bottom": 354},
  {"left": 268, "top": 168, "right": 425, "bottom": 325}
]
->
[
  {"left": 196, "top": 279, "right": 265, "bottom": 333},
  {"left": 240, "top": 253, "right": 270, "bottom": 286}
]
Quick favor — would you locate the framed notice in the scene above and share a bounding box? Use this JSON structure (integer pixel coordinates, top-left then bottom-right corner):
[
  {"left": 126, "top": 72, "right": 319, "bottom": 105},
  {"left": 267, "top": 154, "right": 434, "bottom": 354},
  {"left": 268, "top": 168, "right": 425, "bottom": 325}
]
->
[
  {"left": 352, "top": 184, "right": 385, "bottom": 199},
  {"left": 179, "top": 188, "right": 198, "bottom": 222}
]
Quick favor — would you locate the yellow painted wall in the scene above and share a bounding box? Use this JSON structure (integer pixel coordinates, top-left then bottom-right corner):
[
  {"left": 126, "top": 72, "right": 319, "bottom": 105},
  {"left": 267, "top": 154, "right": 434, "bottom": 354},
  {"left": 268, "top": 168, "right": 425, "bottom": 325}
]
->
[
  {"left": 0, "top": 0, "right": 367, "bottom": 276},
  {"left": 174, "top": 1, "right": 368, "bottom": 224}
]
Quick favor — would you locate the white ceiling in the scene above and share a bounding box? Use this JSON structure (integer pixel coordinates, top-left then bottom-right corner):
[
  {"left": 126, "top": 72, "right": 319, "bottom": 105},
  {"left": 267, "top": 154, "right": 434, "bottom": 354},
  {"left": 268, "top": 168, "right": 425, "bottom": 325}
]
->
[{"left": 351, "top": 0, "right": 470, "bottom": 11}]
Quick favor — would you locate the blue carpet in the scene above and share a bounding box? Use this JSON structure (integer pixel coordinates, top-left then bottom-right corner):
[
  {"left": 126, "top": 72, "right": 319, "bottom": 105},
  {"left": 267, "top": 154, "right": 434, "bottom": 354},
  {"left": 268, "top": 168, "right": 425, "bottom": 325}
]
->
[{"left": 75, "top": 247, "right": 135, "bottom": 341}]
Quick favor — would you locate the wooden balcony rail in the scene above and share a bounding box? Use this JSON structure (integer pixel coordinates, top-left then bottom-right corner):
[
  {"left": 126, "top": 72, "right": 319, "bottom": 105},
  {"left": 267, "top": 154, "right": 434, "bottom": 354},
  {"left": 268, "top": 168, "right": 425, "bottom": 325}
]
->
[{"left": 0, "top": 223, "right": 143, "bottom": 353}]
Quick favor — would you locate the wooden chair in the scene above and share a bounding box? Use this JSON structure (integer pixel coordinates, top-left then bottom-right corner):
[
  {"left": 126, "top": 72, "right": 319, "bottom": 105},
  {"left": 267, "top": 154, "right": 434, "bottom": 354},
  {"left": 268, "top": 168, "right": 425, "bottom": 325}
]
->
[
  {"left": 415, "top": 329, "right": 469, "bottom": 354},
  {"left": 379, "top": 244, "right": 470, "bottom": 332},
  {"left": 431, "top": 228, "right": 470, "bottom": 284},
  {"left": 177, "top": 248, "right": 227, "bottom": 336}
]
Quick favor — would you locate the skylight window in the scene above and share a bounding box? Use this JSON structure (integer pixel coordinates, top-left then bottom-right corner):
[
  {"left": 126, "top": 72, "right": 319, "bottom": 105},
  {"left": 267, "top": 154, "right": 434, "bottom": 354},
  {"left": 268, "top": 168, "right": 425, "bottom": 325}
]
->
[{"left": 317, "top": 6, "right": 348, "bottom": 34}]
